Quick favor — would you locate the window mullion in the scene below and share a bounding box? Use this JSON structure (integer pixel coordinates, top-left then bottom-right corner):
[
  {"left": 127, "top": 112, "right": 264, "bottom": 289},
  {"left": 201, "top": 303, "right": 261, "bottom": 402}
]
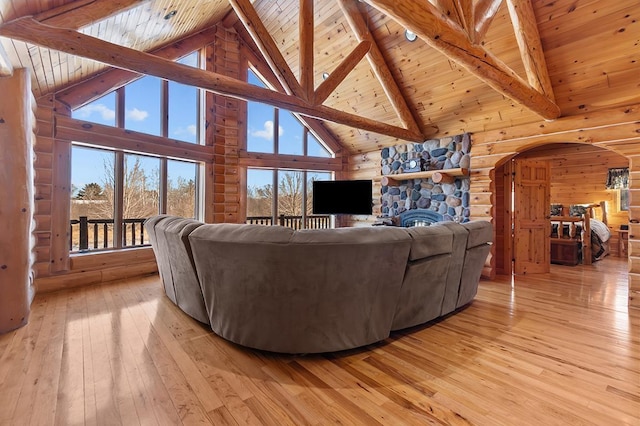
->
[
  {"left": 159, "top": 159, "right": 168, "bottom": 214},
  {"left": 114, "top": 87, "right": 125, "bottom": 248},
  {"left": 114, "top": 151, "right": 124, "bottom": 249},
  {"left": 302, "top": 170, "right": 307, "bottom": 229},
  {"left": 273, "top": 108, "right": 279, "bottom": 154},
  {"left": 161, "top": 80, "right": 169, "bottom": 138},
  {"left": 272, "top": 169, "right": 278, "bottom": 225}
]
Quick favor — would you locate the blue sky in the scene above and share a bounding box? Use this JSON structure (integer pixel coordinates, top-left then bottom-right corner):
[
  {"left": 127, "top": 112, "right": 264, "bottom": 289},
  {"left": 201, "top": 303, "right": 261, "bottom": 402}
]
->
[{"left": 71, "top": 58, "right": 332, "bottom": 192}]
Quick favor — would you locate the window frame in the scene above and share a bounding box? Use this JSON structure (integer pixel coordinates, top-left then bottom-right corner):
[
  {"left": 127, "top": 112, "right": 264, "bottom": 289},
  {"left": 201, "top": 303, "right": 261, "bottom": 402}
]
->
[
  {"left": 68, "top": 51, "right": 204, "bottom": 253},
  {"left": 242, "top": 67, "right": 339, "bottom": 229}
]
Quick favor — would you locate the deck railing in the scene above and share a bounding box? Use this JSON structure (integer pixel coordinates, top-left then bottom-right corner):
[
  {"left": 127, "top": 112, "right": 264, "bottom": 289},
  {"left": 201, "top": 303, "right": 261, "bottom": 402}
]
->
[
  {"left": 70, "top": 214, "right": 332, "bottom": 251},
  {"left": 246, "top": 214, "right": 332, "bottom": 230},
  {"left": 69, "top": 217, "right": 147, "bottom": 251}
]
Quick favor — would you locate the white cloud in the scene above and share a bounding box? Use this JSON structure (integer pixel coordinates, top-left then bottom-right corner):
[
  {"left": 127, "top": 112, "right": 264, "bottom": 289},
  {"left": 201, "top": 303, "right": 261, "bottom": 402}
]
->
[
  {"left": 173, "top": 124, "right": 197, "bottom": 137},
  {"left": 251, "top": 120, "right": 284, "bottom": 140},
  {"left": 126, "top": 108, "right": 149, "bottom": 121},
  {"left": 74, "top": 103, "right": 115, "bottom": 121}
]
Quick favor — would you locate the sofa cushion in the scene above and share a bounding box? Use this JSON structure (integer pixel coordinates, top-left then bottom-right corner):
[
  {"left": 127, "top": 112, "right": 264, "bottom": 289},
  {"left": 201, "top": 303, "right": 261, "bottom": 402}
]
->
[
  {"left": 431, "top": 221, "right": 469, "bottom": 315},
  {"left": 159, "top": 218, "right": 208, "bottom": 324},
  {"left": 457, "top": 221, "right": 493, "bottom": 308},
  {"left": 145, "top": 215, "right": 183, "bottom": 304},
  {"left": 464, "top": 220, "right": 493, "bottom": 248},
  {"left": 404, "top": 225, "right": 453, "bottom": 260},
  {"left": 188, "top": 224, "right": 412, "bottom": 353}
]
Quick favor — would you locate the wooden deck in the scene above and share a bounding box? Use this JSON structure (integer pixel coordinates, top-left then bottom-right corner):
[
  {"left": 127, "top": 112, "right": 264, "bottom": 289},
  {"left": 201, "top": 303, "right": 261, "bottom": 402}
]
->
[{"left": 1, "top": 257, "right": 638, "bottom": 425}]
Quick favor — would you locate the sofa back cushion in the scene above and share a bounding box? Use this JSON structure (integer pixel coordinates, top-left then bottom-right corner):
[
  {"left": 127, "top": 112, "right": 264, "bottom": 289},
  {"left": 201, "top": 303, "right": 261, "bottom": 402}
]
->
[
  {"left": 144, "top": 215, "right": 182, "bottom": 304},
  {"left": 188, "top": 224, "right": 412, "bottom": 353},
  {"left": 430, "top": 222, "right": 469, "bottom": 315},
  {"left": 457, "top": 221, "right": 493, "bottom": 308},
  {"left": 157, "top": 218, "right": 208, "bottom": 324},
  {"left": 391, "top": 225, "right": 455, "bottom": 330}
]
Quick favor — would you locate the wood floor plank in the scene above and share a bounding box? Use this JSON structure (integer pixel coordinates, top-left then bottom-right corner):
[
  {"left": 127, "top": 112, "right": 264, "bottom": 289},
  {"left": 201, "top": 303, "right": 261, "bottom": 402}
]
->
[
  {"left": 0, "top": 295, "right": 49, "bottom": 423},
  {"left": 0, "top": 257, "right": 638, "bottom": 425},
  {"left": 118, "top": 280, "right": 213, "bottom": 425}
]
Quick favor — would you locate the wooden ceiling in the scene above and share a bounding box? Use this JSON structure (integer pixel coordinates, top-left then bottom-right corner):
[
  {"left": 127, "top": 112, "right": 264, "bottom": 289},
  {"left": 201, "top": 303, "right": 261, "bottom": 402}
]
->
[{"left": 1, "top": 0, "right": 638, "bottom": 154}]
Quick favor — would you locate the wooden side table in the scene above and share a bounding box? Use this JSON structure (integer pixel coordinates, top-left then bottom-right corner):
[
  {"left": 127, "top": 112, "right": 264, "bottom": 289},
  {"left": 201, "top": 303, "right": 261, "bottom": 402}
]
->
[{"left": 618, "top": 229, "right": 629, "bottom": 257}]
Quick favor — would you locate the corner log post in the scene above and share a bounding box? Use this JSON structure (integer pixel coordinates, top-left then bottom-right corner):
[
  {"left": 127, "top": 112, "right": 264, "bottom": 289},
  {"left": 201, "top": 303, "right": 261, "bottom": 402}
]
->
[{"left": 0, "top": 69, "right": 35, "bottom": 333}]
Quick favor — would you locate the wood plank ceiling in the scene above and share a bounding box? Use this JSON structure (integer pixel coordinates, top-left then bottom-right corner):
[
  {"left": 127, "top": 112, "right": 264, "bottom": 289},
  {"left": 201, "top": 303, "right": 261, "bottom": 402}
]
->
[{"left": 0, "top": 0, "right": 638, "bottom": 154}]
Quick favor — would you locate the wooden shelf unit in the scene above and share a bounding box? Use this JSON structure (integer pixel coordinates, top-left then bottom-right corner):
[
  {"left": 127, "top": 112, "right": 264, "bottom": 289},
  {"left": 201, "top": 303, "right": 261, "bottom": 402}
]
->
[{"left": 380, "top": 167, "right": 469, "bottom": 186}]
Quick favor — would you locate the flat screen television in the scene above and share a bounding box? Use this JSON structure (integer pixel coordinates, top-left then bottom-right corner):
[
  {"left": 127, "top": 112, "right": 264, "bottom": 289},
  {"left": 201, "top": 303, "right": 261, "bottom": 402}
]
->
[{"left": 312, "top": 179, "right": 373, "bottom": 215}]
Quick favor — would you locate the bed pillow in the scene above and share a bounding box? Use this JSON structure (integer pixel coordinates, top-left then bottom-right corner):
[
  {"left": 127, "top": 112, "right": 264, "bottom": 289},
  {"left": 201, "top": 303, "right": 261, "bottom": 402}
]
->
[{"left": 550, "top": 204, "right": 563, "bottom": 216}]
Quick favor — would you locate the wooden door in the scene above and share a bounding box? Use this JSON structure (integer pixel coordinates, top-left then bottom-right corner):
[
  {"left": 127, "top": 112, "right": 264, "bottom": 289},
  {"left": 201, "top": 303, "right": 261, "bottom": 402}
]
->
[{"left": 514, "top": 159, "right": 550, "bottom": 274}]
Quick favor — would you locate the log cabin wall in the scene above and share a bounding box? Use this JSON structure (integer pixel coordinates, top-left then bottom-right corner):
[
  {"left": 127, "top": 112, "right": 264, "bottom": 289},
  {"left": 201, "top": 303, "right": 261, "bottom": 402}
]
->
[
  {"left": 30, "top": 24, "right": 245, "bottom": 293},
  {"left": 469, "top": 103, "right": 640, "bottom": 309},
  {"left": 205, "top": 26, "right": 242, "bottom": 224},
  {"left": 0, "top": 68, "right": 36, "bottom": 333}
]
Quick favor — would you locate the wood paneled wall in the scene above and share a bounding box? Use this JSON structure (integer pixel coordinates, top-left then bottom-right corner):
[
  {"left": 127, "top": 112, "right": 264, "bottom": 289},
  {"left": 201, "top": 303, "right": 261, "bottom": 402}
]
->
[
  {"left": 347, "top": 103, "right": 640, "bottom": 308},
  {"left": 205, "top": 26, "right": 242, "bottom": 224},
  {"left": 469, "top": 103, "right": 640, "bottom": 309}
]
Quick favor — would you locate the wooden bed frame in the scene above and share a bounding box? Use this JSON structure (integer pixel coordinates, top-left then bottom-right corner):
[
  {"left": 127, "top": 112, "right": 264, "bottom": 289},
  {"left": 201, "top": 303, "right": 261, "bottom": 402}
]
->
[{"left": 550, "top": 202, "right": 607, "bottom": 266}]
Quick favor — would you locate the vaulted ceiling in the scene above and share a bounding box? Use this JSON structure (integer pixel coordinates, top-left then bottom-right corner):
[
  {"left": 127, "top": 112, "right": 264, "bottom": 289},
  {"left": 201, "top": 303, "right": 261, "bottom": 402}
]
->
[{"left": 1, "top": 0, "right": 638, "bottom": 154}]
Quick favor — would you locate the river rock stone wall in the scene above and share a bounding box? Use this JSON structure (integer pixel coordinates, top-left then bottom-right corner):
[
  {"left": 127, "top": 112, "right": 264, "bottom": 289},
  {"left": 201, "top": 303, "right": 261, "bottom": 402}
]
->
[{"left": 380, "top": 133, "right": 471, "bottom": 223}]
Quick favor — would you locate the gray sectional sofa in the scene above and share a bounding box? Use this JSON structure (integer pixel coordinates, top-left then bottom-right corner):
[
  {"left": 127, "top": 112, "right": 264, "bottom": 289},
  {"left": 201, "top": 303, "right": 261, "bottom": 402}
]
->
[{"left": 144, "top": 215, "right": 492, "bottom": 354}]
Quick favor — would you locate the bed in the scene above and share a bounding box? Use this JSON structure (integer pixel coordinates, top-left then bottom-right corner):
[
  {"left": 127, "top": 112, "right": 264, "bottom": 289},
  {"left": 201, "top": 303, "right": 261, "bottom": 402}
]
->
[{"left": 549, "top": 202, "right": 611, "bottom": 265}]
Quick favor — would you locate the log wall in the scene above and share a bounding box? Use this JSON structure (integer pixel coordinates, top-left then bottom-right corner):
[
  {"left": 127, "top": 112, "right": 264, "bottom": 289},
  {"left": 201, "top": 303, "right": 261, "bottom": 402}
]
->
[
  {"left": 349, "top": 103, "right": 640, "bottom": 308},
  {"left": 0, "top": 68, "right": 36, "bottom": 332},
  {"left": 469, "top": 103, "right": 640, "bottom": 309}
]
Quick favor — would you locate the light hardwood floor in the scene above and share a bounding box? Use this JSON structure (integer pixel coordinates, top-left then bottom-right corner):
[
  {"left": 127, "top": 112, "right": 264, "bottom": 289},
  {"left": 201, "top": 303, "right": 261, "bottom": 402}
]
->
[{"left": 1, "top": 257, "right": 638, "bottom": 425}]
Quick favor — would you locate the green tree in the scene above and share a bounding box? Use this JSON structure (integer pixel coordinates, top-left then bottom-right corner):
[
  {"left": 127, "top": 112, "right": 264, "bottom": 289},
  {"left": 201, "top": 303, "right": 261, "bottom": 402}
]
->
[{"left": 75, "top": 182, "right": 103, "bottom": 200}]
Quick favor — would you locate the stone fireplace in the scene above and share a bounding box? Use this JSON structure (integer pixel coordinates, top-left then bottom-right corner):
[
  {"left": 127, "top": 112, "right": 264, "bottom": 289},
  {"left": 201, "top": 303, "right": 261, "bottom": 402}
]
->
[{"left": 380, "top": 133, "right": 471, "bottom": 223}]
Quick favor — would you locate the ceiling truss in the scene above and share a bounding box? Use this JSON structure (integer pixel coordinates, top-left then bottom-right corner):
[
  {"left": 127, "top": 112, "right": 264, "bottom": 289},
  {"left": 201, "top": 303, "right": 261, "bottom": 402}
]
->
[{"left": 0, "top": 0, "right": 561, "bottom": 143}]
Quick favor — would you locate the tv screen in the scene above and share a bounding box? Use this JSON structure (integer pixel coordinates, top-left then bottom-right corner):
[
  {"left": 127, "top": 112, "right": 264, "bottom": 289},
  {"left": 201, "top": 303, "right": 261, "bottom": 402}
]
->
[{"left": 312, "top": 180, "right": 373, "bottom": 215}]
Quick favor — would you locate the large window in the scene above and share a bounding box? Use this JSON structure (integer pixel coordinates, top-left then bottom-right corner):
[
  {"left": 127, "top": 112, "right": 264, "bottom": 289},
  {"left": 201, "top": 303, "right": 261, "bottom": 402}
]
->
[
  {"left": 169, "top": 52, "right": 199, "bottom": 143},
  {"left": 72, "top": 92, "right": 116, "bottom": 126},
  {"left": 246, "top": 168, "right": 333, "bottom": 229},
  {"left": 246, "top": 69, "right": 332, "bottom": 157},
  {"left": 70, "top": 145, "right": 199, "bottom": 252},
  {"left": 73, "top": 53, "right": 201, "bottom": 144},
  {"left": 69, "top": 51, "right": 202, "bottom": 252},
  {"left": 125, "top": 76, "right": 162, "bottom": 136},
  {"left": 245, "top": 69, "right": 336, "bottom": 229}
]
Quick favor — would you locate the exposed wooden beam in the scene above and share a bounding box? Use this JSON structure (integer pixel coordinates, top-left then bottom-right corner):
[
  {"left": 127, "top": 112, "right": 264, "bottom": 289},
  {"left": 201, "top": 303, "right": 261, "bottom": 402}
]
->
[
  {"left": 35, "top": 0, "right": 149, "bottom": 30},
  {"left": 474, "top": 0, "right": 503, "bottom": 42},
  {"left": 336, "top": 0, "right": 422, "bottom": 135},
  {"left": 55, "top": 27, "right": 219, "bottom": 109},
  {"left": 228, "top": 0, "right": 306, "bottom": 100},
  {"left": 505, "top": 0, "right": 555, "bottom": 102},
  {"left": 0, "top": 17, "right": 422, "bottom": 141},
  {"left": 313, "top": 41, "right": 371, "bottom": 105},
  {"left": 363, "top": 0, "right": 561, "bottom": 120},
  {"left": 459, "top": 0, "right": 475, "bottom": 38},
  {"left": 0, "top": 44, "right": 13, "bottom": 77},
  {"left": 300, "top": 0, "right": 314, "bottom": 101},
  {"left": 433, "top": 0, "right": 465, "bottom": 30}
]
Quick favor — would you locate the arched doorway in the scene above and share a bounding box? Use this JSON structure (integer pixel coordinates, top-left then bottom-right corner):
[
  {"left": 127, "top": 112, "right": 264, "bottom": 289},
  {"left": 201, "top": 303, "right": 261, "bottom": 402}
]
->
[{"left": 494, "top": 143, "right": 629, "bottom": 275}]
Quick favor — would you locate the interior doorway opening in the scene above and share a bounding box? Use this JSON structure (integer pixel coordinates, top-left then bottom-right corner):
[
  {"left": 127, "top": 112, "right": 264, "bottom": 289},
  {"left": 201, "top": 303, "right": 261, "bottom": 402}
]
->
[{"left": 494, "top": 143, "right": 629, "bottom": 276}]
